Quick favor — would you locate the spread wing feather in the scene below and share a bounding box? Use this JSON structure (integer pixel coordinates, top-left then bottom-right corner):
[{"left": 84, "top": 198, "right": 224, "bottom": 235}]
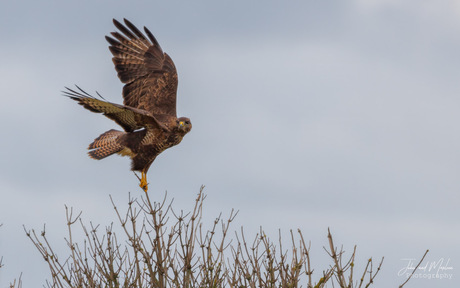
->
[
  {"left": 63, "top": 86, "right": 167, "bottom": 132},
  {"left": 106, "top": 18, "right": 178, "bottom": 116}
]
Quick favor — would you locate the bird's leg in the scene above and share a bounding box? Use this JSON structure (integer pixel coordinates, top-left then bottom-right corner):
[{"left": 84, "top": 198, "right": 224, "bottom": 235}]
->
[{"left": 139, "top": 171, "right": 148, "bottom": 192}]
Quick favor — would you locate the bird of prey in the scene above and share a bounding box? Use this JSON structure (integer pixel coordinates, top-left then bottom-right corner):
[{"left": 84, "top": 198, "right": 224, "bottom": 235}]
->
[{"left": 64, "top": 19, "right": 192, "bottom": 192}]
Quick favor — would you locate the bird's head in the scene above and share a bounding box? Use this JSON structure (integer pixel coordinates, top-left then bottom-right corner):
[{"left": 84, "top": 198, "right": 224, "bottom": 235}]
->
[{"left": 177, "top": 117, "right": 192, "bottom": 133}]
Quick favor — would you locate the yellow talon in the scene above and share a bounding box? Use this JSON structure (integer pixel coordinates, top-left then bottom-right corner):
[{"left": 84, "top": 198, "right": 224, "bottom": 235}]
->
[{"left": 139, "top": 171, "right": 148, "bottom": 192}]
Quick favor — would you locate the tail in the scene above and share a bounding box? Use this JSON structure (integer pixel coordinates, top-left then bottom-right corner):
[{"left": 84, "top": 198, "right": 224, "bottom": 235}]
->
[{"left": 88, "top": 129, "right": 125, "bottom": 160}]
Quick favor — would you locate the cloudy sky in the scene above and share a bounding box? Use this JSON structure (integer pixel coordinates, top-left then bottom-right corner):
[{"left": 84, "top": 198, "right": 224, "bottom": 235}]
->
[{"left": 0, "top": 1, "right": 459, "bottom": 286}]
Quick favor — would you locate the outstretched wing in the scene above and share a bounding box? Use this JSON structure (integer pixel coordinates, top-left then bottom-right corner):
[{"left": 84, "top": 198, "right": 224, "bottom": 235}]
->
[
  {"left": 63, "top": 86, "right": 168, "bottom": 132},
  {"left": 106, "top": 18, "right": 178, "bottom": 117}
]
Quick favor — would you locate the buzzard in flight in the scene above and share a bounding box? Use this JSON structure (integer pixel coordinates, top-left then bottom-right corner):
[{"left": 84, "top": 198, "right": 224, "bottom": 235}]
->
[{"left": 65, "top": 19, "right": 192, "bottom": 192}]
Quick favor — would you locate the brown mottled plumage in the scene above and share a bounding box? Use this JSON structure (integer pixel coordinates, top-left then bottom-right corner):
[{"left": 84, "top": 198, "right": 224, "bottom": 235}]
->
[{"left": 64, "top": 19, "right": 192, "bottom": 192}]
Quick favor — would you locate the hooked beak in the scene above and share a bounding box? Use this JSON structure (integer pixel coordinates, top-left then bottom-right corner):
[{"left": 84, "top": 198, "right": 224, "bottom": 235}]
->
[{"left": 179, "top": 121, "right": 185, "bottom": 131}]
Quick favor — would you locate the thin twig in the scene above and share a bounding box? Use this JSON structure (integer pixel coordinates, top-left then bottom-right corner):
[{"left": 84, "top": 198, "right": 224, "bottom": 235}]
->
[{"left": 399, "top": 250, "right": 429, "bottom": 288}]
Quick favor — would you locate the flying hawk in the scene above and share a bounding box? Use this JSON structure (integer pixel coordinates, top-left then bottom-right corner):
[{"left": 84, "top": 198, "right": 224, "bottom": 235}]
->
[{"left": 64, "top": 19, "right": 192, "bottom": 192}]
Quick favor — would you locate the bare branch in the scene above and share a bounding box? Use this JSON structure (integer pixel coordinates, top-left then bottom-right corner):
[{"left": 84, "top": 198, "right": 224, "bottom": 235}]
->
[
  {"left": 399, "top": 250, "right": 429, "bottom": 288},
  {"left": 22, "top": 187, "right": 421, "bottom": 288}
]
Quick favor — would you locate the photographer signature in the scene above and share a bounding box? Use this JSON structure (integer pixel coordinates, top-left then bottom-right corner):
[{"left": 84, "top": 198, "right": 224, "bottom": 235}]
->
[{"left": 398, "top": 258, "right": 453, "bottom": 276}]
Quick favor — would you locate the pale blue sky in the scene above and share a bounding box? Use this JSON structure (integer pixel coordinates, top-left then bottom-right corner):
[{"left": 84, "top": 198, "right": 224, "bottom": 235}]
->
[{"left": 0, "top": 1, "right": 459, "bottom": 286}]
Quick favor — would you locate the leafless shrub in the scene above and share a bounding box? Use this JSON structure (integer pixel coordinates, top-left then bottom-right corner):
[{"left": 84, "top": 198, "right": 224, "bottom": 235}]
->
[{"left": 24, "top": 186, "right": 423, "bottom": 287}]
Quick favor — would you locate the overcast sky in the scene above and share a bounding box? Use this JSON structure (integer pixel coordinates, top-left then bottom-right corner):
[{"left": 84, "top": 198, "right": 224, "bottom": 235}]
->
[{"left": 0, "top": 1, "right": 459, "bottom": 287}]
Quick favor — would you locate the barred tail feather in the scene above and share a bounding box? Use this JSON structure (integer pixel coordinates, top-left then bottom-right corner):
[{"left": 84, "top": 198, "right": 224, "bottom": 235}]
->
[{"left": 88, "top": 129, "right": 125, "bottom": 160}]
